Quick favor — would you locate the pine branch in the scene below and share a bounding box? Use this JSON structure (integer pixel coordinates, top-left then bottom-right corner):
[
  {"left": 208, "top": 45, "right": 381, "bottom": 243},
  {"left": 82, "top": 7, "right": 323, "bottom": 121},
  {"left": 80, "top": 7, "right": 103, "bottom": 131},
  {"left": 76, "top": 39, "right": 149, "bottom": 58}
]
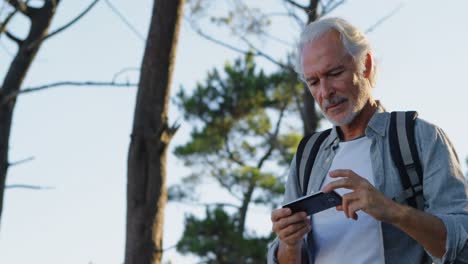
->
[{"left": 257, "top": 105, "right": 287, "bottom": 169}]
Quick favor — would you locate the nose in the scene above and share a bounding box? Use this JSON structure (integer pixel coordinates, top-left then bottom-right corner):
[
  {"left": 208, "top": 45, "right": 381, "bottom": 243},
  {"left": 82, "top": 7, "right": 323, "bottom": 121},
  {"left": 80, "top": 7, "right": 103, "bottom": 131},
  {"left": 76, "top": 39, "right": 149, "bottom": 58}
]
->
[{"left": 318, "top": 77, "right": 335, "bottom": 99}]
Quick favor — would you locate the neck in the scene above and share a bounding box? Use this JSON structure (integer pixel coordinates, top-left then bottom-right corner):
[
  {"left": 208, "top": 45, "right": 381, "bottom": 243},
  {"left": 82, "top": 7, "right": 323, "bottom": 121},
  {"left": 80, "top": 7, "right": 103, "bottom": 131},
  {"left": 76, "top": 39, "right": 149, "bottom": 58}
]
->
[{"left": 339, "top": 99, "right": 378, "bottom": 141}]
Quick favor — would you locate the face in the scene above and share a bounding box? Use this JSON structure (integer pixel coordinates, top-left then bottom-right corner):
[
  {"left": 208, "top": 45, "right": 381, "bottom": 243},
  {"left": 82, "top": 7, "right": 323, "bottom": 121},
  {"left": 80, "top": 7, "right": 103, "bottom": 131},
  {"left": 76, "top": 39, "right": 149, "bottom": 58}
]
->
[{"left": 302, "top": 30, "right": 371, "bottom": 126}]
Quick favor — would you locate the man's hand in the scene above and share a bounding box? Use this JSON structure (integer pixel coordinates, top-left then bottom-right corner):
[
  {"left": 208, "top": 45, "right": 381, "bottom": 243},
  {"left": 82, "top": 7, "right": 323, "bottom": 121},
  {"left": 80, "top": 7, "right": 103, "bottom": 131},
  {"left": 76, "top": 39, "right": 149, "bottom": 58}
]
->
[
  {"left": 321, "top": 169, "right": 401, "bottom": 223},
  {"left": 271, "top": 208, "right": 310, "bottom": 247},
  {"left": 321, "top": 169, "right": 447, "bottom": 258},
  {"left": 271, "top": 208, "right": 310, "bottom": 263}
]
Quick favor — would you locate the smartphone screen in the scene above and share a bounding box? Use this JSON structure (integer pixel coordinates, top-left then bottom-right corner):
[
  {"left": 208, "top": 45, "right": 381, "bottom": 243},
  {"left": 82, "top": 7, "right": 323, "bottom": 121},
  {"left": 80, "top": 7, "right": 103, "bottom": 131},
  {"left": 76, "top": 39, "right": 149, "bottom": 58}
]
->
[{"left": 282, "top": 191, "right": 342, "bottom": 216}]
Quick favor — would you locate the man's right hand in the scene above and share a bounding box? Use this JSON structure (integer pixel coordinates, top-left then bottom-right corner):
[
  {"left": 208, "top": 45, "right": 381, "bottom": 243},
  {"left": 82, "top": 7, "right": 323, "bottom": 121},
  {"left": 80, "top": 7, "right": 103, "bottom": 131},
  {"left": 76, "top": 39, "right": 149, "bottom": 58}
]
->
[{"left": 271, "top": 207, "right": 311, "bottom": 249}]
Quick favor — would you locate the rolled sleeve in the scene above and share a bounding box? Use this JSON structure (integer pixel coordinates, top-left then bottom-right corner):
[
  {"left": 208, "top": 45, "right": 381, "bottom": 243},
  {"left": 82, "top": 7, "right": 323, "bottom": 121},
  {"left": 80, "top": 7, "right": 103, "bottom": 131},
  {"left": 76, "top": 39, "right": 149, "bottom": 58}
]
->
[{"left": 432, "top": 213, "right": 468, "bottom": 263}]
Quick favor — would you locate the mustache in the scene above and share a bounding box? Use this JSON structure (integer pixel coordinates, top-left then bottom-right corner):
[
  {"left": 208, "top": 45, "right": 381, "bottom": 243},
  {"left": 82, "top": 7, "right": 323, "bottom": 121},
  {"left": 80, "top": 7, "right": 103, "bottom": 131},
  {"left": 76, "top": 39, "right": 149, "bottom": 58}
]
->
[{"left": 323, "top": 96, "right": 347, "bottom": 109}]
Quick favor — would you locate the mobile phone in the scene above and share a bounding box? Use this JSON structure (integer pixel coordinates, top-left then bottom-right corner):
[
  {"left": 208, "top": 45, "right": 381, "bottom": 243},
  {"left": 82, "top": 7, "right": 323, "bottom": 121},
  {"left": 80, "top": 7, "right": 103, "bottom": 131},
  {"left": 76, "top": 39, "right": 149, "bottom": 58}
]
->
[{"left": 282, "top": 191, "right": 342, "bottom": 216}]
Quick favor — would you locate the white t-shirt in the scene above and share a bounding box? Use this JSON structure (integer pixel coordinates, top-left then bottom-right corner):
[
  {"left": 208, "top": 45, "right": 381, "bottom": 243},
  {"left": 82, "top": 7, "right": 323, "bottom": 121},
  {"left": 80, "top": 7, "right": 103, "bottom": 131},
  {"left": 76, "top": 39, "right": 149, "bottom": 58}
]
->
[{"left": 312, "top": 136, "right": 385, "bottom": 264}]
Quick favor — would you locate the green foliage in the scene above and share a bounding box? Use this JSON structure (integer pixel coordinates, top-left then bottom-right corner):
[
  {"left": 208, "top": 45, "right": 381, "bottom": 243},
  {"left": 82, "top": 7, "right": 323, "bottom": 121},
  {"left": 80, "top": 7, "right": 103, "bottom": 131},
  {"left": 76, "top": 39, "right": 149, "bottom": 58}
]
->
[
  {"left": 277, "top": 132, "right": 303, "bottom": 166},
  {"left": 177, "top": 207, "right": 274, "bottom": 263},
  {"left": 173, "top": 54, "right": 303, "bottom": 261}
]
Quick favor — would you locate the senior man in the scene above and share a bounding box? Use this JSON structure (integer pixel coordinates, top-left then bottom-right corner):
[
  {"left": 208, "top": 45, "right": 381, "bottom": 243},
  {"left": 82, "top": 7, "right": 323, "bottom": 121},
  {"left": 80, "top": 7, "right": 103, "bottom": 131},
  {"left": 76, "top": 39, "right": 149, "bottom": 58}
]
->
[{"left": 268, "top": 17, "right": 468, "bottom": 264}]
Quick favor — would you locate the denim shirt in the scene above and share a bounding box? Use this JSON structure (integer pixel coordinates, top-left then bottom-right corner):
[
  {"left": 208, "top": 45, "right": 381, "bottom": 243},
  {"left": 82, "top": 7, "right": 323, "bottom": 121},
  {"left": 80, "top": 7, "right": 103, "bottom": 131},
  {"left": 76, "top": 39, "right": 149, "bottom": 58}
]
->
[{"left": 267, "top": 109, "right": 468, "bottom": 264}]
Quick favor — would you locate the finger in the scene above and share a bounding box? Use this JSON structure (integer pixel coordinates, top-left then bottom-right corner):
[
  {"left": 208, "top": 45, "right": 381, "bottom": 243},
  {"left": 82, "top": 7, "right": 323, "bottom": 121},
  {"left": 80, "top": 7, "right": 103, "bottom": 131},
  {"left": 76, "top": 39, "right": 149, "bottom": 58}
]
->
[
  {"left": 322, "top": 178, "right": 352, "bottom": 193},
  {"left": 348, "top": 201, "right": 363, "bottom": 220},
  {"left": 336, "top": 205, "right": 343, "bottom": 211},
  {"left": 279, "top": 219, "right": 310, "bottom": 240},
  {"left": 271, "top": 208, "right": 292, "bottom": 222},
  {"left": 329, "top": 169, "right": 357, "bottom": 179},
  {"left": 282, "top": 223, "right": 311, "bottom": 245},
  {"left": 352, "top": 212, "right": 359, "bottom": 220},
  {"left": 341, "top": 192, "right": 360, "bottom": 218},
  {"left": 274, "top": 212, "right": 308, "bottom": 231}
]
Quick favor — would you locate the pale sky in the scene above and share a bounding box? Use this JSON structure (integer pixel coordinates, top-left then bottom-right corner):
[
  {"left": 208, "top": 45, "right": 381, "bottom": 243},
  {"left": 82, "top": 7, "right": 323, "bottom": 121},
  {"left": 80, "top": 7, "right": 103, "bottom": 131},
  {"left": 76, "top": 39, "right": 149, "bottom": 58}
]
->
[{"left": 0, "top": 0, "right": 467, "bottom": 263}]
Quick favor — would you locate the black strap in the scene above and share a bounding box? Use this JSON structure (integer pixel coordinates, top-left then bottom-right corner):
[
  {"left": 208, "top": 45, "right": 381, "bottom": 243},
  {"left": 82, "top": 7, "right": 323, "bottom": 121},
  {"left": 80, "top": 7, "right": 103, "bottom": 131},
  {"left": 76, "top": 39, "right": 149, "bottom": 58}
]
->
[
  {"left": 296, "top": 129, "right": 332, "bottom": 196},
  {"left": 389, "top": 111, "right": 424, "bottom": 210}
]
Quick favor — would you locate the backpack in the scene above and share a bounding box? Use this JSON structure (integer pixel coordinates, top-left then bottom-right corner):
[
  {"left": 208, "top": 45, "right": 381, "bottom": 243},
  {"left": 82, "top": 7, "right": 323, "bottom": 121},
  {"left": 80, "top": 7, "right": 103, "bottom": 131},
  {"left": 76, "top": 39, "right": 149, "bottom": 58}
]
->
[{"left": 295, "top": 111, "right": 424, "bottom": 210}]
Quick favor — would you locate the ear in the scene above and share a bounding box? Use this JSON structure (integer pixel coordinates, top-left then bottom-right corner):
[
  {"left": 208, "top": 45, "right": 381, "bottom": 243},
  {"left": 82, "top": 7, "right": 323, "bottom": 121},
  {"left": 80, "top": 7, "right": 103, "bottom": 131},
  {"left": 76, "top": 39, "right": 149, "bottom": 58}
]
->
[{"left": 363, "top": 53, "right": 373, "bottom": 79}]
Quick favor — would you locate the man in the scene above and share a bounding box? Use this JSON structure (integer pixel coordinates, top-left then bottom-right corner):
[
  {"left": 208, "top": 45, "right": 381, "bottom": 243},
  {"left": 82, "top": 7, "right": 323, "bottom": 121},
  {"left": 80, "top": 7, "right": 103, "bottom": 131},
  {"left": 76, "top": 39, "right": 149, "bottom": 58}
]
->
[{"left": 268, "top": 17, "right": 468, "bottom": 264}]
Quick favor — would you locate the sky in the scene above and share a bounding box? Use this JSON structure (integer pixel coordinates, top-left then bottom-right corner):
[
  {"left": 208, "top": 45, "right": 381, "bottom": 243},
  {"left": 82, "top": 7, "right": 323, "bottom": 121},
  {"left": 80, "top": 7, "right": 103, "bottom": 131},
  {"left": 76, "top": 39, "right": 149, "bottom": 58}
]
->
[{"left": 0, "top": 0, "right": 467, "bottom": 263}]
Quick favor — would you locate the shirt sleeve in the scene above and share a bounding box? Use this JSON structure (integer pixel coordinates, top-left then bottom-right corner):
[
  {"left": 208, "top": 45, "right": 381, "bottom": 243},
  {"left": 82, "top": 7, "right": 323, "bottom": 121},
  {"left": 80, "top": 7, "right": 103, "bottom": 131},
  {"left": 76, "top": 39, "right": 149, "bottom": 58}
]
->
[{"left": 415, "top": 119, "right": 468, "bottom": 263}]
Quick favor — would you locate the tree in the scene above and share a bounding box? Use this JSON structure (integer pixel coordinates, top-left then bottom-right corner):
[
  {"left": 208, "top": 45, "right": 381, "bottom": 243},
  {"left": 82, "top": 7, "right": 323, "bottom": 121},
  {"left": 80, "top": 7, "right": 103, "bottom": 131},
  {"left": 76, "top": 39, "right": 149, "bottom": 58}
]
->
[
  {"left": 171, "top": 54, "right": 303, "bottom": 262},
  {"left": 124, "top": 0, "right": 185, "bottom": 263},
  {"left": 184, "top": 0, "right": 340, "bottom": 135},
  {"left": 0, "top": 0, "right": 134, "bottom": 229},
  {"left": 0, "top": 0, "right": 63, "bottom": 227}
]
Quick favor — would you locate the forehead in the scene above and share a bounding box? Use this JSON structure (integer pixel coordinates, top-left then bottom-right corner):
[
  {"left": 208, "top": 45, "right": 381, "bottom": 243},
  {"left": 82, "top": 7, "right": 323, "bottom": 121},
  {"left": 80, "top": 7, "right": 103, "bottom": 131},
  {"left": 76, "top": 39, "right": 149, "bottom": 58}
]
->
[{"left": 302, "top": 30, "right": 349, "bottom": 77}]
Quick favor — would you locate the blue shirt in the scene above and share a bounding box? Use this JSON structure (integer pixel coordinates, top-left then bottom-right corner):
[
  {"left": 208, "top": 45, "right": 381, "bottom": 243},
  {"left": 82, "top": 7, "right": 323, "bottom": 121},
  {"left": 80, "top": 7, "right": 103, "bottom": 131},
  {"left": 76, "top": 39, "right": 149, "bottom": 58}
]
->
[{"left": 268, "top": 108, "right": 468, "bottom": 264}]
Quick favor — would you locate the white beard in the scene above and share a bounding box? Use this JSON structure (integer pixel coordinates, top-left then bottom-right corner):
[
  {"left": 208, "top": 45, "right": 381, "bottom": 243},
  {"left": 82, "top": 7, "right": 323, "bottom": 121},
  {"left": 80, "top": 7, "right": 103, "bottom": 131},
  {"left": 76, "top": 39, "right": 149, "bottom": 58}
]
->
[{"left": 325, "top": 76, "right": 371, "bottom": 126}]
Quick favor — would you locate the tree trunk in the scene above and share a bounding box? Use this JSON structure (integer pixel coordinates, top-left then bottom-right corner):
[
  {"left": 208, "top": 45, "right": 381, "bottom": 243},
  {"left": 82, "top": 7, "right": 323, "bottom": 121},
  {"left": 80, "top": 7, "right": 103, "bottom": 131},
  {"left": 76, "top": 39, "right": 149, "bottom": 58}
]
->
[
  {"left": 124, "top": 0, "right": 184, "bottom": 263},
  {"left": 301, "top": 0, "right": 320, "bottom": 134},
  {"left": 0, "top": 1, "right": 60, "bottom": 227}
]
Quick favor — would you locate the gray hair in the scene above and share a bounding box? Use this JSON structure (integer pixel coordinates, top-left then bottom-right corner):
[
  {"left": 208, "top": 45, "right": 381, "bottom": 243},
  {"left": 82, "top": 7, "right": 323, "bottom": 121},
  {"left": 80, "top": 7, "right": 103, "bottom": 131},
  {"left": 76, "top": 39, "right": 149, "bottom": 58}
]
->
[{"left": 294, "top": 17, "right": 377, "bottom": 87}]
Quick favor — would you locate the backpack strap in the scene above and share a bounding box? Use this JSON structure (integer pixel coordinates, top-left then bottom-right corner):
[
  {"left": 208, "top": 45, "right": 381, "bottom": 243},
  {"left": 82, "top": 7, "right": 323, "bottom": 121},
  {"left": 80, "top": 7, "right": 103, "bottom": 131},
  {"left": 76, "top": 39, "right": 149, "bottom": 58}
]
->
[
  {"left": 296, "top": 129, "right": 332, "bottom": 196},
  {"left": 389, "top": 111, "right": 425, "bottom": 211}
]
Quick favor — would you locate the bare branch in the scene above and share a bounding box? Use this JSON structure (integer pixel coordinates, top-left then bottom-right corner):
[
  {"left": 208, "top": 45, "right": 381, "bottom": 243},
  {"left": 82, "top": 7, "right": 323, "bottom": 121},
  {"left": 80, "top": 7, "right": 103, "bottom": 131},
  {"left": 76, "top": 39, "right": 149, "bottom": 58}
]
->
[
  {"left": 1, "top": 81, "right": 138, "bottom": 106},
  {"left": 104, "top": 0, "right": 145, "bottom": 41},
  {"left": 262, "top": 31, "right": 293, "bottom": 47},
  {"left": 191, "top": 23, "right": 248, "bottom": 54},
  {"left": 5, "top": 184, "right": 54, "bottom": 190},
  {"left": 185, "top": 15, "right": 290, "bottom": 69},
  {"left": 4, "top": 30, "right": 22, "bottom": 44},
  {"left": 112, "top": 67, "right": 140, "bottom": 82},
  {"left": 365, "top": 3, "right": 404, "bottom": 34},
  {"left": 284, "top": 0, "right": 308, "bottom": 11},
  {"left": 321, "top": 0, "right": 345, "bottom": 16},
  {"left": 240, "top": 36, "right": 289, "bottom": 69},
  {"left": 8, "top": 156, "right": 34, "bottom": 167},
  {"left": 5, "top": 0, "right": 33, "bottom": 17},
  {"left": 282, "top": 1, "right": 305, "bottom": 29},
  {"left": 0, "top": 9, "right": 17, "bottom": 39},
  {"left": 27, "top": 0, "right": 101, "bottom": 50}
]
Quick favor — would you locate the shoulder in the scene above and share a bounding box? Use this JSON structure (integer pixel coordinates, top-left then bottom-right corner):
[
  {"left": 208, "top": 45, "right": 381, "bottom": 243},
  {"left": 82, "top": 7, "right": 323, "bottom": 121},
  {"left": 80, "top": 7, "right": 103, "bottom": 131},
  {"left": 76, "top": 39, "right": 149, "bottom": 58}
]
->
[{"left": 414, "top": 116, "right": 446, "bottom": 144}]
